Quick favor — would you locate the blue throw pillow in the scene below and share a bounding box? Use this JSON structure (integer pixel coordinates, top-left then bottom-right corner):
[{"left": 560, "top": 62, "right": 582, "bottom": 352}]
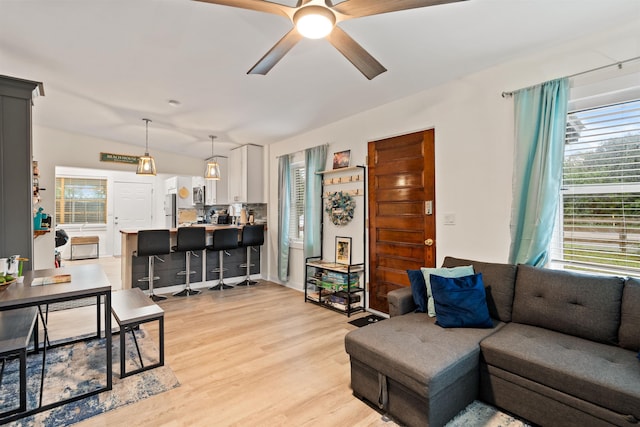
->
[
  {"left": 421, "top": 265, "right": 475, "bottom": 317},
  {"left": 407, "top": 269, "right": 428, "bottom": 313},
  {"left": 430, "top": 273, "right": 493, "bottom": 328}
]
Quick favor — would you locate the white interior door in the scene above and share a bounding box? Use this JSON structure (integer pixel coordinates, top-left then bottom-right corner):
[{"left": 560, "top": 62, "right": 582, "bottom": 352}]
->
[{"left": 113, "top": 182, "right": 153, "bottom": 256}]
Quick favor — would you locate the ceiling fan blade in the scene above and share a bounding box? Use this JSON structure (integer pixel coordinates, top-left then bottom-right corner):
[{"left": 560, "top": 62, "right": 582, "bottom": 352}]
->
[
  {"left": 326, "top": 26, "right": 386, "bottom": 80},
  {"left": 329, "top": 0, "right": 467, "bottom": 18},
  {"left": 248, "top": 28, "right": 303, "bottom": 75},
  {"left": 194, "top": 0, "right": 292, "bottom": 17}
]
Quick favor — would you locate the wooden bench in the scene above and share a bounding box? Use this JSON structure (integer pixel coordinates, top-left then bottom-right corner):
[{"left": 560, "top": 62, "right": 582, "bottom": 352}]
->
[
  {"left": 70, "top": 236, "right": 99, "bottom": 260},
  {"left": 111, "top": 288, "right": 164, "bottom": 378},
  {"left": 0, "top": 307, "right": 38, "bottom": 418}
]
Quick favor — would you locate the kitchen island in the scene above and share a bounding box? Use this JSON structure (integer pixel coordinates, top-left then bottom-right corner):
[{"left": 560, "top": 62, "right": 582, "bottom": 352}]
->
[{"left": 119, "top": 225, "right": 263, "bottom": 292}]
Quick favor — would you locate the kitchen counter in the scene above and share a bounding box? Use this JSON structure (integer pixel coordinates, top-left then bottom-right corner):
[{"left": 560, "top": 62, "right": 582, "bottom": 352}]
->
[
  {"left": 118, "top": 223, "right": 264, "bottom": 235},
  {"left": 119, "top": 224, "right": 265, "bottom": 290}
]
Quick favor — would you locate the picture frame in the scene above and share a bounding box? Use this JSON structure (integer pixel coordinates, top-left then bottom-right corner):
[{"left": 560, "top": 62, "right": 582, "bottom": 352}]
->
[
  {"left": 335, "top": 236, "right": 352, "bottom": 265},
  {"left": 332, "top": 150, "right": 351, "bottom": 169}
]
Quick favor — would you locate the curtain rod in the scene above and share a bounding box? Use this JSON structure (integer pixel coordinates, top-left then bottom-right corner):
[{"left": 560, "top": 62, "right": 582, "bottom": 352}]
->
[
  {"left": 275, "top": 143, "right": 329, "bottom": 158},
  {"left": 501, "top": 55, "right": 640, "bottom": 98}
]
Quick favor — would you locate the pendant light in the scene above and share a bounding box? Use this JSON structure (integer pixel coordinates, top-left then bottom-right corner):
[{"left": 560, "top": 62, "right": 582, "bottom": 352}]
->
[
  {"left": 204, "top": 135, "right": 221, "bottom": 180},
  {"left": 136, "top": 118, "right": 157, "bottom": 175}
]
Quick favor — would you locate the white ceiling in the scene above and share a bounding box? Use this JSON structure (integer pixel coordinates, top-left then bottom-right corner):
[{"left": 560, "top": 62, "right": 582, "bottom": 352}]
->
[{"left": 1, "top": 0, "right": 639, "bottom": 159}]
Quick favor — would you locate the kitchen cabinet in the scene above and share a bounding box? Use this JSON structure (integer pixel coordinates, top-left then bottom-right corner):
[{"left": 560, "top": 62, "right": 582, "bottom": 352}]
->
[
  {"left": 192, "top": 176, "right": 204, "bottom": 188},
  {"left": 165, "top": 176, "right": 177, "bottom": 195},
  {"left": 0, "top": 76, "right": 43, "bottom": 271},
  {"left": 229, "top": 145, "right": 264, "bottom": 203},
  {"left": 204, "top": 156, "right": 229, "bottom": 205}
]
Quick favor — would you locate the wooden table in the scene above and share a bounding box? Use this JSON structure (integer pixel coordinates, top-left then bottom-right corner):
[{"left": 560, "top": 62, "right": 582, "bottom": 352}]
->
[{"left": 0, "top": 264, "right": 112, "bottom": 423}]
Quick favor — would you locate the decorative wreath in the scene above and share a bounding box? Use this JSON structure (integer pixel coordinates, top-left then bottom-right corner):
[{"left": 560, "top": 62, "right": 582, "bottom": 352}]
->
[{"left": 325, "top": 191, "right": 356, "bottom": 226}]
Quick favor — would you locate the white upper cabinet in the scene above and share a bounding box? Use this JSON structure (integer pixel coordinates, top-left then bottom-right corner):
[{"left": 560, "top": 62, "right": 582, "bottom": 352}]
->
[
  {"left": 204, "top": 156, "right": 229, "bottom": 205},
  {"left": 192, "top": 176, "right": 205, "bottom": 188},
  {"left": 229, "top": 145, "right": 264, "bottom": 203},
  {"left": 165, "top": 176, "right": 177, "bottom": 194}
]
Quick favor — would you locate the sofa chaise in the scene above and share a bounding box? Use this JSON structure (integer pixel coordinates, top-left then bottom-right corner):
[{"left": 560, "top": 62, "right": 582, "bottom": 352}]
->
[{"left": 344, "top": 256, "right": 640, "bottom": 426}]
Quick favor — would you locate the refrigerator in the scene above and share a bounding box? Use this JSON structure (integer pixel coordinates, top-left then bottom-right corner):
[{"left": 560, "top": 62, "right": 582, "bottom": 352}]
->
[{"left": 164, "top": 194, "right": 176, "bottom": 228}]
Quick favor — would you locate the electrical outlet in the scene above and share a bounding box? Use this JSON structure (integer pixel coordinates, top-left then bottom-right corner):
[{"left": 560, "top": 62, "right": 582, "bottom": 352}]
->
[{"left": 444, "top": 213, "right": 456, "bottom": 225}]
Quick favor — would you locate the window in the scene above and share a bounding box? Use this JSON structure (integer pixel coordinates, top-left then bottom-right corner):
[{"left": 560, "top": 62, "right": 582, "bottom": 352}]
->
[
  {"left": 289, "top": 164, "right": 306, "bottom": 242},
  {"left": 56, "top": 177, "right": 107, "bottom": 224},
  {"left": 550, "top": 99, "right": 640, "bottom": 277}
]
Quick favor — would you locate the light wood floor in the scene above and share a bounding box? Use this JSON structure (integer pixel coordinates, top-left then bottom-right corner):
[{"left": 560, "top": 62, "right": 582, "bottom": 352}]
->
[{"left": 52, "top": 257, "right": 391, "bottom": 427}]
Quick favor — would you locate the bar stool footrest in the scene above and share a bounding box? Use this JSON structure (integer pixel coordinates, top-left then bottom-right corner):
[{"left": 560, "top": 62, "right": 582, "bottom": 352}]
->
[{"left": 176, "top": 270, "right": 196, "bottom": 276}]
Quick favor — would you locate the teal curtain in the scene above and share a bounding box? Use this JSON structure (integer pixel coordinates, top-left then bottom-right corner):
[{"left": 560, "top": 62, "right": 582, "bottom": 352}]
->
[
  {"left": 304, "top": 145, "right": 328, "bottom": 258},
  {"left": 509, "top": 78, "right": 569, "bottom": 266},
  {"left": 278, "top": 155, "right": 291, "bottom": 282}
]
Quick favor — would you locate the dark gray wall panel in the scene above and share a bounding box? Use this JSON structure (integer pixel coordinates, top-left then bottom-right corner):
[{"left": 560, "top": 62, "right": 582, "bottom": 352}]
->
[{"left": 0, "top": 75, "right": 41, "bottom": 272}]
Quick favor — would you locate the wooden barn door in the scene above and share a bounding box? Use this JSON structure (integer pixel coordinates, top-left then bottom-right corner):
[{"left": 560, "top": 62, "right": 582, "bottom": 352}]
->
[{"left": 368, "top": 130, "right": 436, "bottom": 313}]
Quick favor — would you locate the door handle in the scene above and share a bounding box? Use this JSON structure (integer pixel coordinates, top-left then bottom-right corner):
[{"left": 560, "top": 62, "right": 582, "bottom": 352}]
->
[{"left": 425, "top": 239, "right": 434, "bottom": 246}]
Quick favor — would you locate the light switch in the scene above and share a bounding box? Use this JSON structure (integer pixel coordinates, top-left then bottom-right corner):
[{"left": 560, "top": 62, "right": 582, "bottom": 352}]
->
[{"left": 444, "top": 213, "right": 456, "bottom": 225}]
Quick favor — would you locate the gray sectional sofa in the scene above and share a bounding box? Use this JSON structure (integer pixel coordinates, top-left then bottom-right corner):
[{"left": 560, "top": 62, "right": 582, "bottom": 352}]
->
[{"left": 344, "top": 256, "right": 640, "bottom": 427}]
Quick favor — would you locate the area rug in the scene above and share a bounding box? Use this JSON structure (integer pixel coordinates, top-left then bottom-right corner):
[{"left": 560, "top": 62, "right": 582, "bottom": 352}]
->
[
  {"left": 0, "top": 329, "right": 180, "bottom": 426},
  {"left": 445, "top": 400, "right": 532, "bottom": 426},
  {"left": 348, "top": 314, "right": 385, "bottom": 327},
  {"left": 380, "top": 400, "right": 530, "bottom": 426}
]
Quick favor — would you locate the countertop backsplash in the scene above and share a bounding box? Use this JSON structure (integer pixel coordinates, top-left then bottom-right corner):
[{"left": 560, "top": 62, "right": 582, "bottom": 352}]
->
[{"left": 203, "top": 203, "right": 267, "bottom": 224}]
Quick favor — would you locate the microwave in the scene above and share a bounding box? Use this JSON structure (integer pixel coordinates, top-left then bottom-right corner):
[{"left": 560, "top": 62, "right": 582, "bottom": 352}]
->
[{"left": 193, "top": 186, "right": 204, "bottom": 204}]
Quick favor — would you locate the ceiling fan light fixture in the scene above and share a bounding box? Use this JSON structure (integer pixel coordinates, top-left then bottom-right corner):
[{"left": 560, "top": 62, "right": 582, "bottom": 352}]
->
[
  {"left": 294, "top": 6, "right": 335, "bottom": 39},
  {"left": 137, "top": 118, "right": 157, "bottom": 176}
]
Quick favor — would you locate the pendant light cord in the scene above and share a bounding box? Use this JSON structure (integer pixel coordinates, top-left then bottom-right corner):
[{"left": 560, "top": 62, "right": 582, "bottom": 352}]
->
[
  {"left": 143, "top": 118, "right": 152, "bottom": 155},
  {"left": 210, "top": 135, "right": 217, "bottom": 158}
]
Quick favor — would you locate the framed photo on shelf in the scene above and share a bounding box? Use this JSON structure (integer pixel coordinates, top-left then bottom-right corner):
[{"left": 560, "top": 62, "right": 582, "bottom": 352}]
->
[
  {"left": 335, "top": 236, "right": 352, "bottom": 265},
  {"left": 332, "top": 150, "right": 351, "bottom": 169}
]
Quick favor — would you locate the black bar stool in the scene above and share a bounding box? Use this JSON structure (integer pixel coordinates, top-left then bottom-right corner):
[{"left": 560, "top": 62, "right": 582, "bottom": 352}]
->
[
  {"left": 172, "top": 226, "right": 206, "bottom": 297},
  {"left": 237, "top": 224, "right": 265, "bottom": 286},
  {"left": 207, "top": 228, "right": 239, "bottom": 290},
  {"left": 135, "top": 229, "right": 170, "bottom": 301}
]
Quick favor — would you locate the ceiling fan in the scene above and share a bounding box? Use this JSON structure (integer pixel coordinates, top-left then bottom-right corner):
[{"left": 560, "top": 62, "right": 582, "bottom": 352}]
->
[{"left": 195, "top": 0, "right": 467, "bottom": 80}]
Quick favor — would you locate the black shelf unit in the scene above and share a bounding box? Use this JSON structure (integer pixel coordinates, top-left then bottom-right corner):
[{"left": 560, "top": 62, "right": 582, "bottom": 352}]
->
[
  {"left": 303, "top": 165, "right": 366, "bottom": 317},
  {"left": 304, "top": 257, "right": 365, "bottom": 317}
]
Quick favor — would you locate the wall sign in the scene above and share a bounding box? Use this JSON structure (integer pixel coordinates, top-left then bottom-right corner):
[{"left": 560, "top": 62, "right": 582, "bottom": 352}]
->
[{"left": 100, "top": 152, "right": 140, "bottom": 165}]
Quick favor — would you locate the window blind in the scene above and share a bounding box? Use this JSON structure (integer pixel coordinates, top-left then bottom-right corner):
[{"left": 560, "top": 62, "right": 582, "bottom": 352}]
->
[
  {"left": 56, "top": 177, "right": 108, "bottom": 224},
  {"left": 551, "top": 99, "right": 640, "bottom": 277},
  {"left": 289, "top": 166, "right": 306, "bottom": 241}
]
